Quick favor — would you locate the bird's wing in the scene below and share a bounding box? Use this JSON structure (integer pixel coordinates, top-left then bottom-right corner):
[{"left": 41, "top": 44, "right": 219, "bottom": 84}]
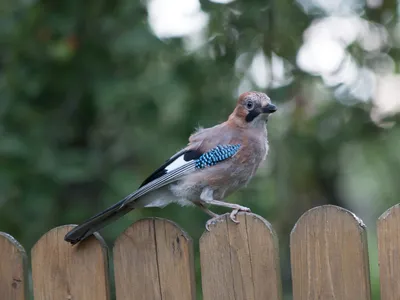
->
[
  {"left": 120, "top": 143, "right": 241, "bottom": 208},
  {"left": 120, "top": 148, "right": 203, "bottom": 207},
  {"left": 138, "top": 148, "right": 201, "bottom": 188},
  {"left": 64, "top": 143, "right": 241, "bottom": 244}
]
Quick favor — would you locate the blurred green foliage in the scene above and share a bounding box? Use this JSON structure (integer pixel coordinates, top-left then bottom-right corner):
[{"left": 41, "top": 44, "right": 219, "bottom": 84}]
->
[{"left": 1, "top": 0, "right": 400, "bottom": 299}]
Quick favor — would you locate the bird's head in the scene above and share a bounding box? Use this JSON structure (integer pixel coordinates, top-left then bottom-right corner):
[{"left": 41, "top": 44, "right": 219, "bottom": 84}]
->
[{"left": 229, "top": 91, "right": 277, "bottom": 128}]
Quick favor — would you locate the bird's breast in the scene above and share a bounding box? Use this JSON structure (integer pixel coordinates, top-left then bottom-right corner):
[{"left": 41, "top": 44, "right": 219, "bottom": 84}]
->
[{"left": 171, "top": 126, "right": 269, "bottom": 201}]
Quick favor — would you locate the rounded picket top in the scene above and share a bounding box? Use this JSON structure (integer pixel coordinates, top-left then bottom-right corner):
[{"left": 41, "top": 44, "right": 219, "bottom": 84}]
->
[
  {"left": 113, "top": 218, "right": 196, "bottom": 300},
  {"left": 0, "top": 232, "right": 28, "bottom": 300},
  {"left": 291, "top": 204, "right": 367, "bottom": 234},
  {"left": 200, "top": 212, "right": 282, "bottom": 300},
  {"left": 290, "top": 205, "right": 371, "bottom": 300},
  {"left": 378, "top": 203, "right": 400, "bottom": 223},
  {"left": 377, "top": 204, "right": 400, "bottom": 299},
  {"left": 31, "top": 225, "right": 109, "bottom": 300}
]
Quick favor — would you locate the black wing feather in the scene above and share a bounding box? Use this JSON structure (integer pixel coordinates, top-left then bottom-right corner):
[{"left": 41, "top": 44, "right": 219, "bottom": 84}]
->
[{"left": 139, "top": 149, "right": 203, "bottom": 188}]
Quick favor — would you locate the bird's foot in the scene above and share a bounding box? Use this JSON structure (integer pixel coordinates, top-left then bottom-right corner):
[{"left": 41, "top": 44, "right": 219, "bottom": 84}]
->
[
  {"left": 229, "top": 205, "right": 251, "bottom": 224},
  {"left": 205, "top": 217, "right": 220, "bottom": 231},
  {"left": 205, "top": 205, "right": 251, "bottom": 231}
]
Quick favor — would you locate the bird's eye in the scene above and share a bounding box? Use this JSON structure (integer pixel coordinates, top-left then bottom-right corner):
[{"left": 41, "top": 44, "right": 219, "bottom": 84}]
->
[{"left": 245, "top": 100, "right": 254, "bottom": 110}]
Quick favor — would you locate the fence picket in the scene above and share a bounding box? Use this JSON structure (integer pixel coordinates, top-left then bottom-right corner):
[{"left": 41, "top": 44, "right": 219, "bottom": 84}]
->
[
  {"left": 0, "top": 232, "right": 27, "bottom": 300},
  {"left": 113, "top": 218, "right": 196, "bottom": 300},
  {"left": 4, "top": 207, "right": 400, "bottom": 299},
  {"left": 290, "top": 205, "right": 371, "bottom": 300},
  {"left": 31, "top": 225, "right": 109, "bottom": 300},
  {"left": 200, "top": 213, "right": 282, "bottom": 300},
  {"left": 378, "top": 204, "right": 400, "bottom": 300}
]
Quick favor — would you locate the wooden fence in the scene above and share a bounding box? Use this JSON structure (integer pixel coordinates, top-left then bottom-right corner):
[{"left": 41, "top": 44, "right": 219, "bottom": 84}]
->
[{"left": 1, "top": 204, "right": 400, "bottom": 300}]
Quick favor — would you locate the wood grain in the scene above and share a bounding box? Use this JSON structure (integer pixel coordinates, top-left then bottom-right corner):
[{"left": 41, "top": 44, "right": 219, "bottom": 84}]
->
[
  {"left": 113, "top": 218, "right": 196, "bottom": 300},
  {"left": 290, "top": 205, "right": 371, "bottom": 300},
  {"left": 31, "top": 225, "right": 109, "bottom": 300},
  {"left": 200, "top": 213, "right": 282, "bottom": 300},
  {"left": 377, "top": 204, "right": 400, "bottom": 300},
  {"left": 0, "top": 232, "right": 27, "bottom": 300}
]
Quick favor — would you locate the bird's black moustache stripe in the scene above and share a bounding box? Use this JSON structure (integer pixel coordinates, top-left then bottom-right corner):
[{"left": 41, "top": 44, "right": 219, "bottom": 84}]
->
[{"left": 245, "top": 110, "right": 261, "bottom": 122}]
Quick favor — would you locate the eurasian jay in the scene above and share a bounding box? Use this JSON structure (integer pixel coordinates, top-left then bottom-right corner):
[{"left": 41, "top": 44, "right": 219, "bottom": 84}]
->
[{"left": 65, "top": 91, "right": 277, "bottom": 244}]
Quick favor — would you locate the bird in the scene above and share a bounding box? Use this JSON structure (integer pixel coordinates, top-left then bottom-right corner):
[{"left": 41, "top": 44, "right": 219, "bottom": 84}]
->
[{"left": 64, "top": 91, "right": 277, "bottom": 245}]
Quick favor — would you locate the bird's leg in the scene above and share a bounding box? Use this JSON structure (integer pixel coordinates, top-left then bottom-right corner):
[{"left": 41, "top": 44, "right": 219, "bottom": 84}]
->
[
  {"left": 200, "top": 189, "right": 251, "bottom": 230},
  {"left": 195, "top": 202, "right": 219, "bottom": 218},
  {"left": 203, "top": 199, "right": 251, "bottom": 223},
  {"left": 194, "top": 202, "right": 219, "bottom": 218},
  {"left": 195, "top": 202, "right": 221, "bottom": 231}
]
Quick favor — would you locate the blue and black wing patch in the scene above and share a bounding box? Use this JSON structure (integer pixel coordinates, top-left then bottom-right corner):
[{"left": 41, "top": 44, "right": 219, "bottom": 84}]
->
[
  {"left": 195, "top": 144, "right": 241, "bottom": 169},
  {"left": 139, "top": 144, "right": 240, "bottom": 188}
]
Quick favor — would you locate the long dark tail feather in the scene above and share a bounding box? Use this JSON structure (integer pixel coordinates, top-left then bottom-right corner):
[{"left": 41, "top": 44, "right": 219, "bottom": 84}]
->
[{"left": 64, "top": 199, "right": 134, "bottom": 245}]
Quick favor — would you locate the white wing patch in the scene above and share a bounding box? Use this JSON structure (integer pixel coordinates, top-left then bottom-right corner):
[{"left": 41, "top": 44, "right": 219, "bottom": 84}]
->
[{"left": 165, "top": 155, "right": 188, "bottom": 172}]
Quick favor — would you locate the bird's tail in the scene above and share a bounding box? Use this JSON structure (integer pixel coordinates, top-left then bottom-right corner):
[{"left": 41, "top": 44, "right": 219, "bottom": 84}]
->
[{"left": 64, "top": 199, "right": 133, "bottom": 245}]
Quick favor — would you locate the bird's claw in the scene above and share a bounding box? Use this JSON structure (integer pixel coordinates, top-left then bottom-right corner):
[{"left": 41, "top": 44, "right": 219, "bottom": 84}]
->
[
  {"left": 205, "top": 206, "right": 251, "bottom": 231},
  {"left": 205, "top": 218, "right": 217, "bottom": 231},
  {"left": 230, "top": 206, "right": 251, "bottom": 224}
]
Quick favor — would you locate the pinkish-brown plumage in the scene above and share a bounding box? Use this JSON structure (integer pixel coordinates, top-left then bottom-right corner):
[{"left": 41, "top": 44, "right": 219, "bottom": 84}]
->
[
  {"left": 65, "top": 91, "right": 277, "bottom": 244},
  {"left": 172, "top": 91, "right": 276, "bottom": 203}
]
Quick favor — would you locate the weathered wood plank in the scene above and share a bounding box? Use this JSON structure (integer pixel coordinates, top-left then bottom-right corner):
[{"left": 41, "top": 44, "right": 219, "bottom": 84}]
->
[
  {"left": 113, "top": 218, "right": 196, "bottom": 300},
  {"left": 200, "top": 213, "right": 282, "bottom": 300},
  {"left": 0, "top": 232, "right": 27, "bottom": 300},
  {"left": 378, "top": 204, "right": 400, "bottom": 300},
  {"left": 31, "top": 225, "right": 109, "bottom": 300},
  {"left": 290, "top": 205, "right": 371, "bottom": 300}
]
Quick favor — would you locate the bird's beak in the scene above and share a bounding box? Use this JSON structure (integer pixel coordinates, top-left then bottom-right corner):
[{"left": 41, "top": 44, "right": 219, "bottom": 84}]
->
[{"left": 262, "top": 103, "right": 277, "bottom": 114}]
